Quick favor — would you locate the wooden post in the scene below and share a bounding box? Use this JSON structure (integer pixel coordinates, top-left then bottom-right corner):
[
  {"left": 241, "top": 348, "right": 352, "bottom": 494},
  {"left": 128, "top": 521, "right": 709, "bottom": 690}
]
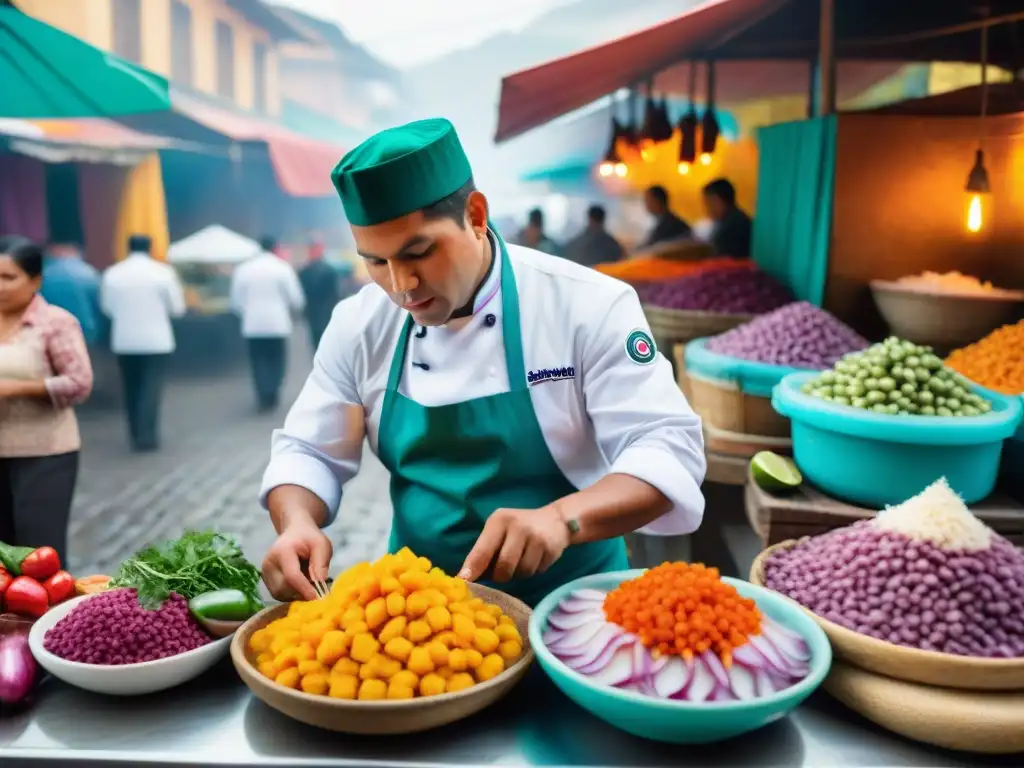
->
[
  {"left": 807, "top": 60, "right": 818, "bottom": 118},
  {"left": 817, "top": 0, "right": 836, "bottom": 116}
]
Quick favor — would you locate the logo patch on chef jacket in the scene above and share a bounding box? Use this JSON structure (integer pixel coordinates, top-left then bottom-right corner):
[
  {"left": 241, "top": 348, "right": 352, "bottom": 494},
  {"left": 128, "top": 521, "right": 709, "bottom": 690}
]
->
[
  {"left": 528, "top": 366, "right": 576, "bottom": 386},
  {"left": 625, "top": 329, "right": 657, "bottom": 365}
]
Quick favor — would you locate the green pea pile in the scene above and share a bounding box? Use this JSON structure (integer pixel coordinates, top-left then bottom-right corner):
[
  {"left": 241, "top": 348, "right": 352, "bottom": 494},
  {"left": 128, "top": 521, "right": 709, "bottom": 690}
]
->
[{"left": 800, "top": 337, "right": 993, "bottom": 417}]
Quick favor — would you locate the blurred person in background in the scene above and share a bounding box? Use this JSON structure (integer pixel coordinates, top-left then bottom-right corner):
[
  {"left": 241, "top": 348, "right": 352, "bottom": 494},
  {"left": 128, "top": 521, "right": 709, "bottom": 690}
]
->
[
  {"left": 41, "top": 242, "right": 102, "bottom": 347},
  {"left": 517, "top": 208, "right": 560, "bottom": 255},
  {"left": 230, "top": 236, "right": 305, "bottom": 412},
  {"left": 298, "top": 238, "right": 341, "bottom": 351},
  {"left": 0, "top": 236, "right": 93, "bottom": 563},
  {"left": 101, "top": 234, "right": 186, "bottom": 452},
  {"left": 642, "top": 185, "right": 691, "bottom": 247},
  {"left": 563, "top": 204, "right": 625, "bottom": 267},
  {"left": 702, "top": 178, "right": 752, "bottom": 259}
]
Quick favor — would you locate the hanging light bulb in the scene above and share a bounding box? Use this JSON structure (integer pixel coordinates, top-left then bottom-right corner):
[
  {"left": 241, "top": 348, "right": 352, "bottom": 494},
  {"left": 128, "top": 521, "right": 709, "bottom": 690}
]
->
[
  {"left": 598, "top": 117, "right": 625, "bottom": 177},
  {"left": 699, "top": 60, "right": 720, "bottom": 162},
  {"left": 678, "top": 162, "right": 691, "bottom": 175},
  {"left": 965, "top": 148, "right": 990, "bottom": 234},
  {"left": 614, "top": 162, "right": 628, "bottom": 177},
  {"left": 964, "top": 21, "right": 992, "bottom": 235}
]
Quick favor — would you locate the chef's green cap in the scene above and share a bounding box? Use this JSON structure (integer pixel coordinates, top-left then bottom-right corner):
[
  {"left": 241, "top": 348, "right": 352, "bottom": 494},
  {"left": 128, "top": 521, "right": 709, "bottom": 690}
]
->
[{"left": 331, "top": 118, "right": 473, "bottom": 227}]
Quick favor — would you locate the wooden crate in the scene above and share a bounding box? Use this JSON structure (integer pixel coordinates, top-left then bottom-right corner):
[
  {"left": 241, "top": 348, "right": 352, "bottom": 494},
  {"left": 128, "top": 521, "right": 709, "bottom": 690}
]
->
[{"left": 744, "top": 469, "right": 1024, "bottom": 547}]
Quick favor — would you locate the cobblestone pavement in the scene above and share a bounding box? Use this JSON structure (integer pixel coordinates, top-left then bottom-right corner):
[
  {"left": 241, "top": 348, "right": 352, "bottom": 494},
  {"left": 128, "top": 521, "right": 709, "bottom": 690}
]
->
[{"left": 67, "top": 333, "right": 392, "bottom": 578}]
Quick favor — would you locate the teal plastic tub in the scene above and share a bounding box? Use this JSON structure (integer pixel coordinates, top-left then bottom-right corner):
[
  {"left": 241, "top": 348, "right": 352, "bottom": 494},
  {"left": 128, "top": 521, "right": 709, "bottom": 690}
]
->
[
  {"left": 528, "top": 570, "right": 832, "bottom": 745},
  {"left": 684, "top": 338, "right": 812, "bottom": 397},
  {"left": 998, "top": 395, "right": 1024, "bottom": 501},
  {"left": 773, "top": 372, "right": 1023, "bottom": 507}
]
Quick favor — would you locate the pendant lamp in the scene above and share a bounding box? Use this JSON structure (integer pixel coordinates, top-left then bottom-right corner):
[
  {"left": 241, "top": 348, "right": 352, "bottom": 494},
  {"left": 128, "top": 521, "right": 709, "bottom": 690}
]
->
[
  {"left": 699, "top": 60, "right": 720, "bottom": 165},
  {"left": 965, "top": 20, "right": 991, "bottom": 234},
  {"left": 598, "top": 94, "right": 629, "bottom": 178},
  {"left": 677, "top": 63, "right": 699, "bottom": 174}
]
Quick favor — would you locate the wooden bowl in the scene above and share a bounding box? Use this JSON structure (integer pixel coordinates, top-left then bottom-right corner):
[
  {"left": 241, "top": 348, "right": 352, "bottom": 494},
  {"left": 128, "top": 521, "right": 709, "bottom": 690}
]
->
[
  {"left": 750, "top": 540, "right": 1024, "bottom": 691},
  {"left": 825, "top": 660, "right": 1024, "bottom": 754},
  {"left": 870, "top": 280, "right": 1024, "bottom": 353},
  {"left": 231, "top": 583, "right": 535, "bottom": 734}
]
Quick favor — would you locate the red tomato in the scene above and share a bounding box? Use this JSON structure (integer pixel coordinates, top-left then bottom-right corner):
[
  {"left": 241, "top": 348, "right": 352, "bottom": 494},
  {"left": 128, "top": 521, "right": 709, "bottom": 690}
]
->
[
  {"left": 5, "top": 577, "right": 49, "bottom": 619},
  {"left": 0, "top": 570, "right": 12, "bottom": 608},
  {"left": 20, "top": 547, "right": 60, "bottom": 582},
  {"left": 42, "top": 571, "right": 75, "bottom": 605}
]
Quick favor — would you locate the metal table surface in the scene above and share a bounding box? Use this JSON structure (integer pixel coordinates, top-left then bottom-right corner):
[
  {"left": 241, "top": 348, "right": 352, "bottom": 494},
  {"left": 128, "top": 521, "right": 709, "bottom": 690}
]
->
[{"left": 2, "top": 660, "right": 1019, "bottom": 768}]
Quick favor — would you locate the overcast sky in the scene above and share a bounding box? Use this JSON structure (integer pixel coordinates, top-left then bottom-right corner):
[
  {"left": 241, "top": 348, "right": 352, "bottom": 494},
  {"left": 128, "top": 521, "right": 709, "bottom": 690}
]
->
[{"left": 269, "top": 0, "right": 574, "bottom": 68}]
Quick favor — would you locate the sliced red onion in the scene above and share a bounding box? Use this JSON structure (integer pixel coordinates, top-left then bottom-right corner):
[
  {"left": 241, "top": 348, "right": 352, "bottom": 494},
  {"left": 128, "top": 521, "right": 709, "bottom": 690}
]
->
[
  {"left": 748, "top": 633, "right": 789, "bottom": 673},
  {"left": 547, "top": 619, "right": 607, "bottom": 654},
  {"left": 567, "top": 627, "right": 633, "bottom": 671},
  {"left": 684, "top": 657, "right": 716, "bottom": 702},
  {"left": 559, "top": 598, "right": 606, "bottom": 614},
  {"left": 569, "top": 589, "right": 607, "bottom": 602},
  {"left": 548, "top": 607, "right": 604, "bottom": 631},
  {"left": 542, "top": 627, "right": 566, "bottom": 647},
  {"left": 652, "top": 656, "right": 690, "bottom": 698},
  {"left": 761, "top": 618, "right": 811, "bottom": 663},
  {"left": 701, "top": 650, "right": 730, "bottom": 689},
  {"left": 587, "top": 645, "right": 634, "bottom": 687},
  {"left": 730, "top": 643, "right": 763, "bottom": 669},
  {"left": 754, "top": 668, "right": 778, "bottom": 697},
  {"left": 629, "top": 639, "right": 651, "bottom": 688},
  {"left": 728, "top": 663, "right": 757, "bottom": 701},
  {"left": 543, "top": 589, "right": 812, "bottom": 704}
]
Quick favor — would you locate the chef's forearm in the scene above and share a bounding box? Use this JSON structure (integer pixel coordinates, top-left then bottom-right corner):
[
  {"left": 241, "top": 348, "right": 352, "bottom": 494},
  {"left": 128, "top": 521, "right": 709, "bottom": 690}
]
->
[
  {"left": 267, "top": 485, "right": 329, "bottom": 531},
  {"left": 554, "top": 473, "right": 672, "bottom": 543}
]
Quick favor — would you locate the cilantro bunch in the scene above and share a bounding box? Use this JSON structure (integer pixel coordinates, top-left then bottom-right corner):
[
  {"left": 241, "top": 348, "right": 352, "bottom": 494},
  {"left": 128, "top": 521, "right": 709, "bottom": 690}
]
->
[{"left": 110, "top": 530, "right": 262, "bottom": 610}]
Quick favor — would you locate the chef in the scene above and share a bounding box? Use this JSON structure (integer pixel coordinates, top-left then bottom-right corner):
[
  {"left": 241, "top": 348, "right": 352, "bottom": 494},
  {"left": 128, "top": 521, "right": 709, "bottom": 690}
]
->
[{"left": 259, "top": 118, "right": 707, "bottom": 606}]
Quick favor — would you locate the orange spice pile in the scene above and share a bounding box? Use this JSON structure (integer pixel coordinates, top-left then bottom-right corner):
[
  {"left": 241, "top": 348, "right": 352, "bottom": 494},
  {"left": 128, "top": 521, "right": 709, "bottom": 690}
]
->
[{"left": 602, "top": 562, "right": 761, "bottom": 667}]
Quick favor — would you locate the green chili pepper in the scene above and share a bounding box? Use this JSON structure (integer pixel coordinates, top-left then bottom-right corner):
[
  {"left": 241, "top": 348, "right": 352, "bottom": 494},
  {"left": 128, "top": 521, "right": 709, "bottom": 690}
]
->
[
  {"left": 0, "top": 542, "right": 36, "bottom": 576},
  {"left": 188, "top": 589, "right": 259, "bottom": 622}
]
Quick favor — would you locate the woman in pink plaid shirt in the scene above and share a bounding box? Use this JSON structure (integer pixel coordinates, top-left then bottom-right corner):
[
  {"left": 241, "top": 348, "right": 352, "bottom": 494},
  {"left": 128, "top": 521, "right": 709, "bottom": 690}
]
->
[{"left": 0, "top": 236, "right": 93, "bottom": 565}]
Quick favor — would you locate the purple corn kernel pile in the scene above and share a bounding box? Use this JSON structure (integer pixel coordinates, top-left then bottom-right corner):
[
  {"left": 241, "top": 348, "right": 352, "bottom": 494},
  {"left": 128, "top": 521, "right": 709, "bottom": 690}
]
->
[
  {"left": 642, "top": 266, "right": 793, "bottom": 313},
  {"left": 763, "top": 522, "right": 1024, "bottom": 658},
  {"left": 705, "top": 301, "right": 868, "bottom": 368},
  {"left": 44, "top": 589, "right": 211, "bottom": 665}
]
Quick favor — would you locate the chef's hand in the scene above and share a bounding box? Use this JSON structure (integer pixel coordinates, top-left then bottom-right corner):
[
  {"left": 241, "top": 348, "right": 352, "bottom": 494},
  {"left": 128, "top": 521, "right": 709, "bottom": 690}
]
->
[
  {"left": 459, "top": 506, "right": 571, "bottom": 583},
  {"left": 262, "top": 517, "right": 333, "bottom": 602}
]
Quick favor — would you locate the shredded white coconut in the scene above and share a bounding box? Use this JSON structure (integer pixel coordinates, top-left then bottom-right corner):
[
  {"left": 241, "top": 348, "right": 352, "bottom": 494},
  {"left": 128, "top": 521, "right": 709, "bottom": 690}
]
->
[{"left": 872, "top": 477, "right": 993, "bottom": 551}]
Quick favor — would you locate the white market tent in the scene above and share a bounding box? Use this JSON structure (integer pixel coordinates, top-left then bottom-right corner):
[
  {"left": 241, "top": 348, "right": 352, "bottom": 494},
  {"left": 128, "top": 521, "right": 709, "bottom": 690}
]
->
[{"left": 167, "top": 225, "right": 260, "bottom": 265}]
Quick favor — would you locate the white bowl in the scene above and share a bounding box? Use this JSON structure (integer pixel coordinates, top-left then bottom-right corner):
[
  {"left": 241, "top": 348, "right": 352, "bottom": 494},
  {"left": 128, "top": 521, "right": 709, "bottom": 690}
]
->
[{"left": 28, "top": 593, "right": 232, "bottom": 696}]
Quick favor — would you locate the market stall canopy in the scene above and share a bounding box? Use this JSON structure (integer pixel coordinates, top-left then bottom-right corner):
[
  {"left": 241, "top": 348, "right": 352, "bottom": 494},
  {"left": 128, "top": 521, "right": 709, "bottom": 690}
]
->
[
  {"left": 0, "top": 0, "right": 170, "bottom": 119},
  {"left": 0, "top": 116, "right": 171, "bottom": 164},
  {"left": 122, "top": 91, "right": 345, "bottom": 198},
  {"left": 495, "top": 0, "right": 1024, "bottom": 141},
  {"left": 167, "top": 225, "right": 261, "bottom": 265}
]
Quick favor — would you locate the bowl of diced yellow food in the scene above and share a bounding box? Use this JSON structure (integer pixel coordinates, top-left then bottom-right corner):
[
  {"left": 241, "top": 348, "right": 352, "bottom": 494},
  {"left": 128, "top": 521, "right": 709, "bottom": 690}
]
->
[{"left": 231, "top": 548, "right": 534, "bottom": 734}]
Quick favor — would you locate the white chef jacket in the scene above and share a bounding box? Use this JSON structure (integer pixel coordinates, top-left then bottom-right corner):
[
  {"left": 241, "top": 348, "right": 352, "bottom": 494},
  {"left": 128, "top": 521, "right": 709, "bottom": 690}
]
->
[
  {"left": 260, "top": 241, "right": 707, "bottom": 535},
  {"left": 229, "top": 252, "right": 305, "bottom": 338},
  {"left": 100, "top": 253, "right": 186, "bottom": 355}
]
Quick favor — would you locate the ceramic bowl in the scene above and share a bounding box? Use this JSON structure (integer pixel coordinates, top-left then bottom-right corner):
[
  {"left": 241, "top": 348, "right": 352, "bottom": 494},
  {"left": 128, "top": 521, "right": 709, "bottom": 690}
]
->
[
  {"left": 529, "top": 570, "right": 832, "bottom": 744},
  {"left": 28, "top": 593, "right": 232, "bottom": 696},
  {"left": 232, "top": 582, "right": 534, "bottom": 735}
]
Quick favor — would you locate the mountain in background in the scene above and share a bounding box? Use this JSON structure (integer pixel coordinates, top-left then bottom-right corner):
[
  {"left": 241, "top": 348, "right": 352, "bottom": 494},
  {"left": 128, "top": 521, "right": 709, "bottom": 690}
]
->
[{"left": 398, "top": 0, "right": 695, "bottom": 198}]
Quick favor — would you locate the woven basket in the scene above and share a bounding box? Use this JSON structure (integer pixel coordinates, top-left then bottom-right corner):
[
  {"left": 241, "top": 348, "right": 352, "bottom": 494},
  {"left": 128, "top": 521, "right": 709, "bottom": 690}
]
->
[
  {"left": 630, "top": 239, "right": 716, "bottom": 262},
  {"left": 643, "top": 305, "right": 754, "bottom": 344},
  {"left": 686, "top": 371, "right": 791, "bottom": 438},
  {"left": 750, "top": 540, "right": 1024, "bottom": 691},
  {"left": 824, "top": 660, "right": 1024, "bottom": 754}
]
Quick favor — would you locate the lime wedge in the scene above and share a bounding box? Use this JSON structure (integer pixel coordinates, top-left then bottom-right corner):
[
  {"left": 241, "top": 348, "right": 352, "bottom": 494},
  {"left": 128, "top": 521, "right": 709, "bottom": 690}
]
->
[{"left": 750, "top": 451, "right": 802, "bottom": 492}]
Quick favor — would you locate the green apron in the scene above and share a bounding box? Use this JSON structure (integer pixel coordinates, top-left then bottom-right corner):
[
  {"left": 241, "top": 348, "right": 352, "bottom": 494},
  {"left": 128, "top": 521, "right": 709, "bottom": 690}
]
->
[{"left": 376, "top": 233, "right": 628, "bottom": 607}]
